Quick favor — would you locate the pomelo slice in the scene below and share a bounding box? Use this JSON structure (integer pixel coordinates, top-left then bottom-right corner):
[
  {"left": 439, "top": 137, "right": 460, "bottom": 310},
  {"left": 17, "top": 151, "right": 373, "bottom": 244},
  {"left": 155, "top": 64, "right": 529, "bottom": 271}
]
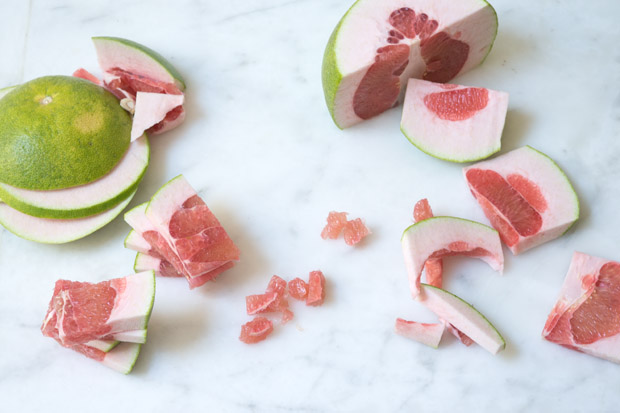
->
[
  {"left": 108, "top": 329, "right": 148, "bottom": 344},
  {"left": 84, "top": 339, "right": 119, "bottom": 352},
  {"left": 134, "top": 252, "right": 183, "bottom": 278},
  {"left": 401, "top": 216, "right": 503, "bottom": 298},
  {"left": 322, "top": 0, "right": 498, "bottom": 128},
  {"left": 0, "top": 76, "right": 131, "bottom": 190},
  {"left": 41, "top": 271, "right": 155, "bottom": 346},
  {"left": 71, "top": 342, "right": 142, "bottom": 374},
  {"left": 0, "top": 135, "right": 149, "bottom": 219},
  {"left": 401, "top": 79, "right": 508, "bottom": 162},
  {"left": 0, "top": 85, "right": 16, "bottom": 99},
  {"left": 463, "top": 146, "right": 579, "bottom": 255},
  {"left": 395, "top": 318, "right": 445, "bottom": 348},
  {"left": 543, "top": 252, "right": 620, "bottom": 363},
  {"left": 0, "top": 190, "right": 135, "bottom": 244},
  {"left": 125, "top": 229, "right": 153, "bottom": 253},
  {"left": 419, "top": 283, "right": 505, "bottom": 354}
]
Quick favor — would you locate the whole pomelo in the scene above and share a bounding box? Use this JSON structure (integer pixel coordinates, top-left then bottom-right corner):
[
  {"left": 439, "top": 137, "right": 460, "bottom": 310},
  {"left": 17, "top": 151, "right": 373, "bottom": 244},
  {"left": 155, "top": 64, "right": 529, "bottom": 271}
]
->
[{"left": 0, "top": 75, "right": 131, "bottom": 190}]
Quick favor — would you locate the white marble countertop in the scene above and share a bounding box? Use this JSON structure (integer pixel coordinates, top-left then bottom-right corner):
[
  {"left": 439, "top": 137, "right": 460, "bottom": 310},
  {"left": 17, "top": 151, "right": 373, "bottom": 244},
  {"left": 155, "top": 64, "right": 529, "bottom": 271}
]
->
[{"left": 1, "top": 0, "right": 619, "bottom": 411}]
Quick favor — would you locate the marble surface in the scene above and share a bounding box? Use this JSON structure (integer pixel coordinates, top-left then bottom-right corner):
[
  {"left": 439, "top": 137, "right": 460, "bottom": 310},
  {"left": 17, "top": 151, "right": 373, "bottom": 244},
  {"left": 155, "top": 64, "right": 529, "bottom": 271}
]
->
[{"left": 1, "top": 0, "right": 619, "bottom": 411}]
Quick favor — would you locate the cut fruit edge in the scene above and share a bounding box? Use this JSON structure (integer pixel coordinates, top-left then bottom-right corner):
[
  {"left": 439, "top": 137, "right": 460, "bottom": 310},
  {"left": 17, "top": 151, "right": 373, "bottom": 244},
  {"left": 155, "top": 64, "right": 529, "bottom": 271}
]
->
[
  {"left": 100, "top": 342, "right": 142, "bottom": 374},
  {"left": 395, "top": 318, "right": 445, "bottom": 348}
]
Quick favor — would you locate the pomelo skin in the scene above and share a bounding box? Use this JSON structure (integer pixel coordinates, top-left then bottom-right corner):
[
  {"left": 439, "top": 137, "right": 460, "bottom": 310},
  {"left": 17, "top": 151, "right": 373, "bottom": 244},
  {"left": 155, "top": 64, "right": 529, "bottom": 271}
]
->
[
  {"left": 463, "top": 146, "right": 580, "bottom": 255},
  {"left": 0, "top": 76, "right": 131, "bottom": 190},
  {"left": 322, "top": 0, "right": 498, "bottom": 128},
  {"left": 401, "top": 79, "right": 508, "bottom": 162},
  {"left": 543, "top": 252, "right": 620, "bottom": 364}
]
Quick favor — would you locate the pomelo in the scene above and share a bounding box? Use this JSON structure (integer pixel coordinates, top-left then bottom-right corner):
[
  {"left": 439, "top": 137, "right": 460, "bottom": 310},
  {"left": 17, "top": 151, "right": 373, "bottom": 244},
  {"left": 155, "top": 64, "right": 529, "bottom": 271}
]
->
[
  {"left": 401, "top": 216, "right": 503, "bottom": 299},
  {"left": 395, "top": 318, "right": 445, "bottom": 348},
  {"left": 322, "top": 0, "right": 498, "bottom": 128},
  {"left": 71, "top": 342, "right": 142, "bottom": 374},
  {"left": 134, "top": 252, "right": 183, "bottom": 278},
  {"left": 543, "top": 252, "right": 620, "bottom": 363},
  {"left": 239, "top": 316, "right": 274, "bottom": 344},
  {"left": 288, "top": 278, "right": 309, "bottom": 301},
  {"left": 0, "top": 76, "right": 131, "bottom": 190},
  {"left": 0, "top": 135, "right": 148, "bottom": 219},
  {"left": 0, "top": 85, "right": 16, "bottom": 99},
  {"left": 125, "top": 229, "right": 153, "bottom": 253},
  {"left": 321, "top": 211, "right": 348, "bottom": 239},
  {"left": 306, "top": 270, "right": 326, "bottom": 306},
  {"left": 0, "top": 190, "right": 135, "bottom": 244},
  {"left": 463, "top": 146, "right": 579, "bottom": 255},
  {"left": 401, "top": 79, "right": 508, "bottom": 162}
]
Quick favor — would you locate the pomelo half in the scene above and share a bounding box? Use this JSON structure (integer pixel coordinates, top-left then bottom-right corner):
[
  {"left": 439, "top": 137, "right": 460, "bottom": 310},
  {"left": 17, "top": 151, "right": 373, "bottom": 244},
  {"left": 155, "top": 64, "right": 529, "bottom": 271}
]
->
[
  {"left": 0, "top": 190, "right": 135, "bottom": 244},
  {"left": 401, "top": 79, "right": 508, "bottom": 162},
  {"left": 401, "top": 216, "right": 503, "bottom": 298},
  {"left": 322, "top": 0, "right": 498, "bottom": 128},
  {"left": 463, "top": 146, "right": 579, "bottom": 255},
  {"left": 543, "top": 252, "right": 620, "bottom": 364},
  {"left": 0, "top": 135, "right": 149, "bottom": 219},
  {"left": 0, "top": 76, "right": 131, "bottom": 190}
]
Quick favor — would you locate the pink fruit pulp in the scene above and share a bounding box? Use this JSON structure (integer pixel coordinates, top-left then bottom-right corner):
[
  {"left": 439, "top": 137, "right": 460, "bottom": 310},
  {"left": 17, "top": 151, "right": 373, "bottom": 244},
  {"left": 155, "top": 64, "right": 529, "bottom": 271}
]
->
[
  {"left": 239, "top": 317, "right": 274, "bottom": 344},
  {"left": 423, "top": 87, "right": 489, "bottom": 121}
]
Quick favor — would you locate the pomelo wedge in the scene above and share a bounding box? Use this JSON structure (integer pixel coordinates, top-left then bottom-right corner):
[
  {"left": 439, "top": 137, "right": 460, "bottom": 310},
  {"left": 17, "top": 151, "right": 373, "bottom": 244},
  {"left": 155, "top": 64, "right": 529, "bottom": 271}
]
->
[
  {"left": 124, "top": 229, "right": 153, "bottom": 253},
  {"left": 401, "top": 216, "right": 503, "bottom": 298},
  {"left": 418, "top": 283, "right": 505, "bottom": 354},
  {"left": 401, "top": 79, "right": 508, "bottom": 162},
  {"left": 543, "top": 252, "right": 620, "bottom": 363},
  {"left": 0, "top": 135, "right": 148, "bottom": 219},
  {"left": 395, "top": 318, "right": 445, "bottom": 348},
  {"left": 322, "top": 0, "right": 498, "bottom": 128},
  {"left": 134, "top": 252, "right": 183, "bottom": 278},
  {"left": 0, "top": 190, "right": 135, "bottom": 244},
  {"left": 463, "top": 146, "right": 579, "bottom": 255}
]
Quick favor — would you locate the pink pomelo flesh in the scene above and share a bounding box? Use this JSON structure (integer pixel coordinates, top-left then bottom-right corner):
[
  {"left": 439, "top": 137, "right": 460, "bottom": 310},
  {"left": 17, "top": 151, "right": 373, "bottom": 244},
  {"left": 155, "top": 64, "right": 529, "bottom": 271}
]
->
[
  {"left": 321, "top": 211, "right": 348, "bottom": 239},
  {"left": 245, "top": 275, "right": 292, "bottom": 320},
  {"left": 306, "top": 271, "right": 326, "bottom": 306},
  {"left": 395, "top": 318, "right": 445, "bottom": 348},
  {"left": 543, "top": 252, "right": 620, "bottom": 363},
  {"left": 239, "top": 316, "right": 274, "bottom": 344},
  {"left": 343, "top": 218, "right": 370, "bottom": 246},
  {"left": 423, "top": 87, "right": 488, "bottom": 121},
  {"left": 288, "top": 278, "right": 309, "bottom": 301},
  {"left": 463, "top": 146, "right": 579, "bottom": 255}
]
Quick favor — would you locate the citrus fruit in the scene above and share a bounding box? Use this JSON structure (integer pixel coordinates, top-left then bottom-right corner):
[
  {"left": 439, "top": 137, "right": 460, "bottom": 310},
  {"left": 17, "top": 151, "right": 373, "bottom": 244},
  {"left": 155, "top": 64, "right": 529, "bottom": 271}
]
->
[
  {"left": 321, "top": 211, "right": 348, "bottom": 239},
  {"left": 463, "top": 146, "right": 579, "bottom": 255},
  {"left": 401, "top": 216, "right": 503, "bottom": 298},
  {"left": 71, "top": 342, "right": 142, "bottom": 374},
  {"left": 306, "top": 270, "right": 326, "bottom": 306},
  {"left": 401, "top": 79, "right": 508, "bottom": 162},
  {"left": 343, "top": 218, "right": 370, "bottom": 246},
  {"left": 395, "top": 318, "right": 445, "bottom": 348},
  {"left": 543, "top": 252, "right": 620, "bottom": 363},
  {"left": 322, "top": 0, "right": 498, "bottom": 128},
  {"left": 239, "top": 316, "right": 274, "bottom": 344},
  {"left": 246, "top": 292, "right": 280, "bottom": 315},
  {"left": 134, "top": 252, "right": 183, "bottom": 278},
  {"left": 288, "top": 278, "right": 309, "bottom": 301},
  {"left": 0, "top": 76, "right": 131, "bottom": 190}
]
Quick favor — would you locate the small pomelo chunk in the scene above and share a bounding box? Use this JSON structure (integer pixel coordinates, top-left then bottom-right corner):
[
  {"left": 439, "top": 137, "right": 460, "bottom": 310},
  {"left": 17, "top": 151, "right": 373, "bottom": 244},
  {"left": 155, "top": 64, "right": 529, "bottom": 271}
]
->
[
  {"left": 395, "top": 318, "right": 445, "bottom": 348},
  {"left": 401, "top": 79, "right": 508, "bottom": 162},
  {"left": 134, "top": 252, "right": 183, "bottom": 278},
  {"left": 288, "top": 278, "right": 309, "bottom": 301},
  {"left": 463, "top": 146, "right": 579, "bottom": 255},
  {"left": 543, "top": 252, "right": 620, "bottom": 364},
  {"left": 239, "top": 317, "right": 274, "bottom": 344},
  {"left": 306, "top": 271, "right": 326, "bottom": 306}
]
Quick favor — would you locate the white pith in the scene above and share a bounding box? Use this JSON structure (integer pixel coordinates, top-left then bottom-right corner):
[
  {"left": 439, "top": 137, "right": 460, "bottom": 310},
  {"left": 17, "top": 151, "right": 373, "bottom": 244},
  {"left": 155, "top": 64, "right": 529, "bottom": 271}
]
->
[{"left": 395, "top": 318, "right": 445, "bottom": 348}]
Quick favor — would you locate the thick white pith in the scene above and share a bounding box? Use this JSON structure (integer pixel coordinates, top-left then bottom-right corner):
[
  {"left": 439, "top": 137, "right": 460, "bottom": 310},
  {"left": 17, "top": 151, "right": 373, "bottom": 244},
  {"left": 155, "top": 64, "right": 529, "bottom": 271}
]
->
[
  {"left": 131, "top": 92, "right": 184, "bottom": 141},
  {"left": 124, "top": 229, "right": 152, "bottom": 253},
  {"left": 395, "top": 318, "right": 445, "bottom": 348},
  {"left": 100, "top": 342, "right": 142, "bottom": 374},
  {"left": 105, "top": 271, "right": 156, "bottom": 333},
  {"left": 134, "top": 252, "right": 162, "bottom": 273}
]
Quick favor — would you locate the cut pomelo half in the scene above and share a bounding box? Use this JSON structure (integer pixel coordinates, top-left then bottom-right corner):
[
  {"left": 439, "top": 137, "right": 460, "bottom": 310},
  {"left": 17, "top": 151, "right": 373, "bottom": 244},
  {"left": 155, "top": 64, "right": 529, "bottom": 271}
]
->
[
  {"left": 418, "top": 283, "right": 505, "bottom": 354},
  {"left": 134, "top": 252, "right": 183, "bottom": 278},
  {"left": 463, "top": 146, "right": 579, "bottom": 255},
  {"left": 395, "top": 318, "right": 445, "bottom": 348},
  {"left": 401, "top": 216, "right": 503, "bottom": 298},
  {"left": 41, "top": 271, "right": 155, "bottom": 346},
  {"left": 401, "top": 79, "right": 508, "bottom": 162},
  {"left": 0, "top": 190, "right": 135, "bottom": 244},
  {"left": 0, "top": 135, "right": 148, "bottom": 219},
  {"left": 543, "top": 252, "right": 620, "bottom": 363},
  {"left": 322, "top": 0, "right": 498, "bottom": 128}
]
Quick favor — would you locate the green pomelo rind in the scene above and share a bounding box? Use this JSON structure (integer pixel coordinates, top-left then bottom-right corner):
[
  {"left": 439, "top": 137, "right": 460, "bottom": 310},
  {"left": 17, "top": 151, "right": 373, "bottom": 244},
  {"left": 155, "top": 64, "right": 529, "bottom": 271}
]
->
[
  {"left": 0, "top": 85, "right": 16, "bottom": 99},
  {"left": 0, "top": 76, "right": 131, "bottom": 190},
  {"left": 92, "top": 36, "right": 186, "bottom": 91},
  {"left": 85, "top": 339, "right": 120, "bottom": 353},
  {"left": 401, "top": 215, "right": 499, "bottom": 242},
  {"left": 0, "top": 190, "right": 136, "bottom": 244},
  {"left": 101, "top": 342, "right": 142, "bottom": 374},
  {"left": 0, "top": 135, "right": 149, "bottom": 219}
]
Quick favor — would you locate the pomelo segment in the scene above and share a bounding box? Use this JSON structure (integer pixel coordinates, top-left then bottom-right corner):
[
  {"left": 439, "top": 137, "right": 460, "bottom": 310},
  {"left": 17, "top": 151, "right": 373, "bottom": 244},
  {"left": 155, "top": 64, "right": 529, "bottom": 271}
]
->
[
  {"left": 322, "top": 0, "right": 498, "bottom": 128},
  {"left": 401, "top": 79, "right": 508, "bottom": 162},
  {"left": 134, "top": 252, "right": 183, "bottom": 278},
  {"left": 395, "top": 318, "right": 445, "bottom": 348},
  {"left": 0, "top": 190, "right": 135, "bottom": 244},
  {"left": 543, "top": 252, "right": 620, "bottom": 363},
  {"left": 401, "top": 216, "right": 503, "bottom": 298},
  {"left": 0, "top": 76, "right": 131, "bottom": 190},
  {"left": 463, "top": 146, "right": 579, "bottom": 255},
  {"left": 0, "top": 135, "right": 149, "bottom": 219}
]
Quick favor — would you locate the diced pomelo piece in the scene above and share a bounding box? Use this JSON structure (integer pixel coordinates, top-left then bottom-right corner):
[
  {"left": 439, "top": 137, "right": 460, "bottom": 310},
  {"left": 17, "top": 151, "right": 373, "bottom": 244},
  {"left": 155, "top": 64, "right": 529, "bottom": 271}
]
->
[
  {"left": 239, "top": 317, "right": 274, "bottom": 344},
  {"left": 0, "top": 85, "right": 16, "bottom": 99},
  {"left": 419, "top": 283, "right": 505, "bottom": 354},
  {"left": 288, "top": 278, "right": 309, "bottom": 301},
  {"left": 543, "top": 252, "right": 620, "bottom": 364},
  {"left": 246, "top": 292, "right": 279, "bottom": 315},
  {"left": 395, "top": 318, "right": 445, "bottom": 348},
  {"left": 464, "top": 146, "right": 579, "bottom": 255},
  {"left": 0, "top": 191, "right": 135, "bottom": 244},
  {"left": 134, "top": 252, "right": 183, "bottom": 278},
  {"left": 72, "top": 68, "right": 102, "bottom": 85},
  {"left": 321, "top": 211, "right": 348, "bottom": 239},
  {"left": 322, "top": 0, "right": 498, "bottom": 128},
  {"left": 306, "top": 271, "right": 326, "bottom": 306},
  {"left": 343, "top": 218, "right": 370, "bottom": 246},
  {"left": 401, "top": 79, "right": 508, "bottom": 162},
  {"left": 401, "top": 216, "right": 503, "bottom": 298}
]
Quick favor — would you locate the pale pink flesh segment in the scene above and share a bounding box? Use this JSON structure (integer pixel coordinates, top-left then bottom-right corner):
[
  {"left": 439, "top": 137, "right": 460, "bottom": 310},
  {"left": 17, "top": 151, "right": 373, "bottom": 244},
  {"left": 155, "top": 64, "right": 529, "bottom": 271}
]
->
[
  {"left": 72, "top": 68, "right": 102, "bottom": 85},
  {"left": 401, "top": 217, "right": 503, "bottom": 299},
  {"left": 131, "top": 92, "right": 184, "bottom": 141},
  {"left": 395, "top": 318, "right": 445, "bottom": 348},
  {"left": 463, "top": 146, "right": 579, "bottom": 255},
  {"left": 401, "top": 79, "right": 508, "bottom": 161}
]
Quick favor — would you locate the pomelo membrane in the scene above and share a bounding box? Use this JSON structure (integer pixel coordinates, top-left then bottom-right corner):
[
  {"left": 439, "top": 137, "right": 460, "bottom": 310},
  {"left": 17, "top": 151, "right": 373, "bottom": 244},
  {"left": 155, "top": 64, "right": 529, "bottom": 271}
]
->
[
  {"left": 463, "top": 146, "right": 579, "bottom": 255},
  {"left": 322, "top": 0, "right": 498, "bottom": 128},
  {"left": 543, "top": 252, "right": 620, "bottom": 363},
  {"left": 401, "top": 79, "right": 508, "bottom": 162}
]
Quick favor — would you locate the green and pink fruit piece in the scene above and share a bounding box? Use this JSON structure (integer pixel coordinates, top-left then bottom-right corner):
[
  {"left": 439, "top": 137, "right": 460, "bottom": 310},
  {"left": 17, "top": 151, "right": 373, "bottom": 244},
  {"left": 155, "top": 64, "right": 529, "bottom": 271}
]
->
[
  {"left": 72, "top": 342, "right": 142, "bottom": 374},
  {"left": 322, "top": 0, "right": 498, "bottom": 128},
  {"left": 463, "top": 146, "right": 579, "bottom": 255},
  {"left": 134, "top": 251, "right": 183, "bottom": 278},
  {"left": 543, "top": 252, "right": 620, "bottom": 364},
  {"left": 401, "top": 79, "right": 508, "bottom": 162},
  {"left": 395, "top": 318, "right": 445, "bottom": 348}
]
